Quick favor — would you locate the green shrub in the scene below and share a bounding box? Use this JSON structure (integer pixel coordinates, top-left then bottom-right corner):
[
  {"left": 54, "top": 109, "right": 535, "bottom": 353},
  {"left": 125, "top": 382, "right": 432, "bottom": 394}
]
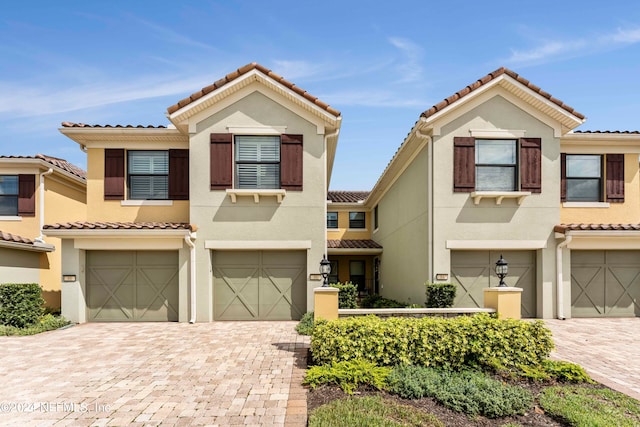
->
[
  {"left": 0, "top": 283, "right": 45, "bottom": 328},
  {"left": 296, "top": 312, "right": 315, "bottom": 335},
  {"left": 303, "top": 359, "right": 391, "bottom": 394},
  {"left": 0, "top": 314, "right": 71, "bottom": 336},
  {"left": 360, "top": 294, "right": 409, "bottom": 308},
  {"left": 311, "top": 313, "right": 553, "bottom": 370},
  {"left": 425, "top": 283, "right": 456, "bottom": 308},
  {"left": 541, "top": 360, "right": 594, "bottom": 383},
  {"left": 332, "top": 282, "right": 358, "bottom": 309},
  {"left": 388, "top": 365, "right": 533, "bottom": 418}
]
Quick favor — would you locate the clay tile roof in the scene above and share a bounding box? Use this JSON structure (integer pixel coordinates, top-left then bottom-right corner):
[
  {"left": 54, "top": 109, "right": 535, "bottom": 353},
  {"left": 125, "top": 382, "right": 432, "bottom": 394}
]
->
[
  {"left": 0, "top": 230, "right": 34, "bottom": 245},
  {"left": 327, "top": 239, "right": 383, "bottom": 249},
  {"left": 421, "top": 67, "right": 585, "bottom": 120},
  {"left": 327, "top": 191, "right": 370, "bottom": 203},
  {"left": 43, "top": 221, "right": 195, "bottom": 231},
  {"left": 554, "top": 223, "right": 640, "bottom": 233},
  {"left": 573, "top": 130, "right": 640, "bottom": 134},
  {"left": 0, "top": 154, "right": 86, "bottom": 179},
  {"left": 60, "top": 122, "right": 166, "bottom": 129},
  {"left": 166, "top": 62, "right": 341, "bottom": 117}
]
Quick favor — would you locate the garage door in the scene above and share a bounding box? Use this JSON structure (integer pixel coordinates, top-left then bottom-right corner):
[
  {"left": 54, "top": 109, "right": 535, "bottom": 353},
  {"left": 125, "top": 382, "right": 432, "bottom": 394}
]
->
[
  {"left": 571, "top": 250, "right": 640, "bottom": 317},
  {"left": 87, "top": 251, "right": 179, "bottom": 322},
  {"left": 451, "top": 250, "right": 536, "bottom": 318},
  {"left": 213, "top": 251, "right": 306, "bottom": 320}
]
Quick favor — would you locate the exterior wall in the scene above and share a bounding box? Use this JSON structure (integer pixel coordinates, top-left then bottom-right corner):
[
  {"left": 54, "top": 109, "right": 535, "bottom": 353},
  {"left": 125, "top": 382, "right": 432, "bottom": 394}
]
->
[
  {"left": 86, "top": 148, "right": 189, "bottom": 223},
  {"left": 432, "top": 94, "right": 560, "bottom": 318},
  {"left": 560, "top": 153, "right": 640, "bottom": 224},
  {"left": 0, "top": 247, "right": 40, "bottom": 284},
  {"left": 326, "top": 209, "right": 372, "bottom": 240},
  {"left": 189, "top": 90, "right": 328, "bottom": 320},
  {"left": 373, "top": 143, "right": 430, "bottom": 305}
]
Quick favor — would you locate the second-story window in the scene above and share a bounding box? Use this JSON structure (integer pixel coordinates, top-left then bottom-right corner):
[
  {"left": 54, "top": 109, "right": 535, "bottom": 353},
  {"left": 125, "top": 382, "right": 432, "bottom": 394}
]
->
[
  {"left": 565, "top": 155, "right": 602, "bottom": 202},
  {"left": 349, "top": 212, "right": 365, "bottom": 229},
  {"left": 0, "top": 175, "right": 19, "bottom": 215},
  {"left": 327, "top": 212, "right": 338, "bottom": 228},
  {"left": 128, "top": 151, "right": 169, "bottom": 200},
  {"left": 235, "top": 136, "right": 280, "bottom": 189},
  {"left": 475, "top": 139, "right": 517, "bottom": 191}
]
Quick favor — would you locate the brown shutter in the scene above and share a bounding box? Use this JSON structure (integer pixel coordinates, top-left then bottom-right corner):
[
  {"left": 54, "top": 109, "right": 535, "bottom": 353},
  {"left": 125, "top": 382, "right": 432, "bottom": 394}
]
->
[
  {"left": 18, "top": 174, "right": 35, "bottom": 216},
  {"left": 280, "top": 134, "right": 303, "bottom": 191},
  {"left": 520, "top": 138, "right": 542, "bottom": 193},
  {"left": 210, "top": 133, "right": 232, "bottom": 190},
  {"left": 453, "top": 137, "right": 475, "bottom": 192},
  {"left": 560, "top": 153, "right": 567, "bottom": 202},
  {"left": 169, "top": 149, "right": 189, "bottom": 200},
  {"left": 104, "top": 149, "right": 125, "bottom": 200},
  {"left": 606, "top": 153, "right": 624, "bottom": 203}
]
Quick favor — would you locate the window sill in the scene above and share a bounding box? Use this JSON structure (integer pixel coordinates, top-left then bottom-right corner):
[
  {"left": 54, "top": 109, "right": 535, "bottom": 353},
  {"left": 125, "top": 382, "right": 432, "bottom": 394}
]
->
[
  {"left": 121, "top": 200, "right": 174, "bottom": 206},
  {"left": 226, "top": 189, "right": 286, "bottom": 203},
  {"left": 0, "top": 216, "right": 21, "bottom": 221},
  {"left": 470, "top": 191, "right": 531, "bottom": 205},
  {"left": 347, "top": 228, "right": 368, "bottom": 232},
  {"left": 562, "top": 202, "right": 610, "bottom": 208}
]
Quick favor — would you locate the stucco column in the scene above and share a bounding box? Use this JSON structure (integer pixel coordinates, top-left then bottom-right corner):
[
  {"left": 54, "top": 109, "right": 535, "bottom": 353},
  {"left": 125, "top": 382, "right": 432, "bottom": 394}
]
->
[
  {"left": 483, "top": 287, "right": 523, "bottom": 320},
  {"left": 314, "top": 287, "right": 339, "bottom": 321}
]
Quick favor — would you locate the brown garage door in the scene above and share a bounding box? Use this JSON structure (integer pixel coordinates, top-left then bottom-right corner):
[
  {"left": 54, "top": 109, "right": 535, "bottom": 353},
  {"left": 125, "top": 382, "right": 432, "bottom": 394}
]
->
[
  {"left": 451, "top": 250, "right": 537, "bottom": 318},
  {"left": 87, "top": 251, "right": 179, "bottom": 321},
  {"left": 213, "top": 250, "right": 306, "bottom": 320},
  {"left": 571, "top": 250, "right": 640, "bottom": 317}
]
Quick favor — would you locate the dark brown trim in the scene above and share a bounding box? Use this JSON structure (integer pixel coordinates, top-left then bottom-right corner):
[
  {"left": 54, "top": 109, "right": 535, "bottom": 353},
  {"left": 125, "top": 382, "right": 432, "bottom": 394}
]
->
[
  {"left": 104, "top": 149, "right": 125, "bottom": 200},
  {"left": 17, "top": 174, "right": 35, "bottom": 216}
]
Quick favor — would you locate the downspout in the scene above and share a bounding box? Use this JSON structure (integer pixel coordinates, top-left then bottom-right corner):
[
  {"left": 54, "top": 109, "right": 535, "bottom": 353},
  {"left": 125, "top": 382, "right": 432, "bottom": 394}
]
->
[
  {"left": 35, "top": 168, "right": 54, "bottom": 243},
  {"left": 324, "top": 128, "right": 340, "bottom": 260},
  {"left": 414, "top": 123, "right": 433, "bottom": 281},
  {"left": 184, "top": 232, "right": 197, "bottom": 323},
  {"left": 555, "top": 234, "right": 572, "bottom": 320}
]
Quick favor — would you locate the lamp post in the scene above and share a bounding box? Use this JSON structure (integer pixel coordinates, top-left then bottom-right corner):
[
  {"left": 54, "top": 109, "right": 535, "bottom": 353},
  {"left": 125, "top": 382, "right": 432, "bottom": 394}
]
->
[
  {"left": 319, "top": 255, "right": 332, "bottom": 287},
  {"left": 495, "top": 255, "right": 508, "bottom": 287}
]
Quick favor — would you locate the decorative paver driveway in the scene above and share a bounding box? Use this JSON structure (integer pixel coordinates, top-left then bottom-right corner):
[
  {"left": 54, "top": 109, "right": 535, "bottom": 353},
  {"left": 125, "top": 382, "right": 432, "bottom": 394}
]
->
[
  {"left": 0, "top": 322, "right": 310, "bottom": 426},
  {"left": 544, "top": 318, "right": 640, "bottom": 401}
]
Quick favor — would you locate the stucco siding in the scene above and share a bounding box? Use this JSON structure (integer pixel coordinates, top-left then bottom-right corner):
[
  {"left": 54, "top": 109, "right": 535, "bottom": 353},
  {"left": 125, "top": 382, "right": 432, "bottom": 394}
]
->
[{"left": 0, "top": 247, "right": 40, "bottom": 284}]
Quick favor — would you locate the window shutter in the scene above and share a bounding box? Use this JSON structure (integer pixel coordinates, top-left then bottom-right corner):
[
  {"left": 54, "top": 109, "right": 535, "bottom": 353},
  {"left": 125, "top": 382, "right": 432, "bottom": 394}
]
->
[
  {"left": 606, "top": 153, "right": 624, "bottom": 203},
  {"left": 560, "top": 153, "right": 567, "bottom": 202},
  {"left": 104, "top": 149, "right": 125, "bottom": 200},
  {"left": 18, "top": 174, "right": 35, "bottom": 216},
  {"left": 168, "top": 149, "right": 189, "bottom": 200},
  {"left": 210, "top": 133, "right": 233, "bottom": 190},
  {"left": 520, "top": 138, "right": 542, "bottom": 193},
  {"left": 280, "top": 134, "right": 303, "bottom": 191},
  {"left": 453, "top": 137, "right": 475, "bottom": 192}
]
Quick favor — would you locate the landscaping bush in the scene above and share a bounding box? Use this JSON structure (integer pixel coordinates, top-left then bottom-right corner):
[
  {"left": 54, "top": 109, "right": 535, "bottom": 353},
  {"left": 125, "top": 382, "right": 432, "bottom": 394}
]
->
[
  {"left": 387, "top": 365, "right": 533, "bottom": 418},
  {"left": 425, "top": 282, "right": 456, "bottom": 308},
  {"left": 0, "top": 314, "right": 70, "bottom": 336},
  {"left": 333, "top": 282, "right": 357, "bottom": 309},
  {"left": 0, "top": 283, "right": 45, "bottom": 328},
  {"left": 311, "top": 313, "right": 553, "bottom": 370},
  {"left": 296, "top": 312, "right": 316, "bottom": 335},
  {"left": 497, "top": 359, "right": 594, "bottom": 384},
  {"left": 303, "top": 359, "right": 391, "bottom": 394},
  {"left": 359, "top": 294, "right": 410, "bottom": 308}
]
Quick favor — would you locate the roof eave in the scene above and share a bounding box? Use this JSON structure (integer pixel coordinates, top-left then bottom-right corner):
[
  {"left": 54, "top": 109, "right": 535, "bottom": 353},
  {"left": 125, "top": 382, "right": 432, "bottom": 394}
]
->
[
  {"left": 0, "top": 240, "right": 55, "bottom": 252},
  {"left": 0, "top": 158, "right": 86, "bottom": 185},
  {"left": 43, "top": 229, "right": 192, "bottom": 238},
  {"left": 327, "top": 248, "right": 383, "bottom": 255}
]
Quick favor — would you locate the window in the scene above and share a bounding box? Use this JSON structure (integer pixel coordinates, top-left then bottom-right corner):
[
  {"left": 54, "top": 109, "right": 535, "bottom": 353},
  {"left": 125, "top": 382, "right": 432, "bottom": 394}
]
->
[
  {"left": 0, "top": 175, "right": 18, "bottom": 215},
  {"left": 329, "top": 260, "right": 339, "bottom": 285},
  {"left": 565, "top": 155, "right": 602, "bottom": 202},
  {"left": 127, "top": 151, "right": 169, "bottom": 200},
  {"left": 235, "top": 136, "right": 280, "bottom": 189},
  {"left": 350, "top": 261, "right": 366, "bottom": 292},
  {"left": 327, "top": 212, "right": 338, "bottom": 228},
  {"left": 475, "top": 139, "right": 517, "bottom": 191},
  {"left": 374, "top": 205, "right": 379, "bottom": 229},
  {"left": 349, "top": 212, "right": 365, "bottom": 229}
]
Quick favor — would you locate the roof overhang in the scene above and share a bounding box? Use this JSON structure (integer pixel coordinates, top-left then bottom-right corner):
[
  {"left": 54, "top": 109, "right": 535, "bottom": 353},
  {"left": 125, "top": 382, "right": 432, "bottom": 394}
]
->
[
  {"left": 0, "top": 158, "right": 86, "bottom": 186},
  {"left": 561, "top": 132, "right": 640, "bottom": 154},
  {"left": 0, "top": 240, "right": 54, "bottom": 252},
  {"left": 43, "top": 228, "right": 191, "bottom": 238},
  {"left": 59, "top": 126, "right": 188, "bottom": 149},
  {"left": 555, "top": 225, "right": 640, "bottom": 249},
  {"left": 328, "top": 248, "right": 383, "bottom": 255}
]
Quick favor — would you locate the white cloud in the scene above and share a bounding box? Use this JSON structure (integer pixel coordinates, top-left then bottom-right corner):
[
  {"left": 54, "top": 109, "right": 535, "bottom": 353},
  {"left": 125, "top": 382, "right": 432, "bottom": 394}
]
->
[{"left": 388, "top": 37, "right": 424, "bottom": 83}]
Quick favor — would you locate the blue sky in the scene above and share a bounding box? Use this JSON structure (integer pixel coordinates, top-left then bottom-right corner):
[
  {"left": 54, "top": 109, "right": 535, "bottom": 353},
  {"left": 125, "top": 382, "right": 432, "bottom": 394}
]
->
[{"left": 2, "top": 1, "right": 640, "bottom": 190}]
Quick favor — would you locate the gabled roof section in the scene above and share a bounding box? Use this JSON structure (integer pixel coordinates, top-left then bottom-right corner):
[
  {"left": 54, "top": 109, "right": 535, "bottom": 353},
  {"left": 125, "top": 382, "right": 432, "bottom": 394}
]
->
[
  {"left": 421, "top": 67, "right": 585, "bottom": 132},
  {"left": 0, "top": 154, "right": 86, "bottom": 181},
  {"left": 166, "top": 63, "right": 341, "bottom": 130},
  {"left": 327, "top": 191, "right": 370, "bottom": 203}
]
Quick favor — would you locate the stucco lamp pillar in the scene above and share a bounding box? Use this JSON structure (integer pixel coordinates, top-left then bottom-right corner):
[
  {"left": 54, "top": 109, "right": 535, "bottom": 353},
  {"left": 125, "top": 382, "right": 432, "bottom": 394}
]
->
[
  {"left": 314, "top": 255, "right": 339, "bottom": 321},
  {"left": 484, "top": 255, "right": 523, "bottom": 320}
]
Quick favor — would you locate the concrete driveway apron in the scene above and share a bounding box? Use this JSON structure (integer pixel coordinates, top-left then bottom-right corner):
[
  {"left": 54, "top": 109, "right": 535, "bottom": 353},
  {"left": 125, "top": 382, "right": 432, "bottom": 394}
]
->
[
  {"left": 544, "top": 318, "right": 640, "bottom": 401},
  {"left": 0, "top": 322, "right": 310, "bottom": 426}
]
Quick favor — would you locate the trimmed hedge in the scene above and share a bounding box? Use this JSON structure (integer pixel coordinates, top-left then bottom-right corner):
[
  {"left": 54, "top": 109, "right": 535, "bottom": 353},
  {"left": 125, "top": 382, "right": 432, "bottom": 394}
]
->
[
  {"left": 333, "top": 282, "right": 358, "bottom": 309},
  {"left": 311, "top": 313, "right": 553, "bottom": 370},
  {"left": 360, "top": 294, "right": 409, "bottom": 308},
  {"left": 0, "top": 283, "right": 45, "bottom": 328},
  {"left": 425, "top": 283, "right": 456, "bottom": 308}
]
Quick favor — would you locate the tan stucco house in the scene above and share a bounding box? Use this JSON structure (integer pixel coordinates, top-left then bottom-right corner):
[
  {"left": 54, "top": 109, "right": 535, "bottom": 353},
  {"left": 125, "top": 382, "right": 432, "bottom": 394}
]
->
[
  {"left": 46, "top": 63, "right": 341, "bottom": 323},
  {"left": 0, "top": 154, "right": 86, "bottom": 309}
]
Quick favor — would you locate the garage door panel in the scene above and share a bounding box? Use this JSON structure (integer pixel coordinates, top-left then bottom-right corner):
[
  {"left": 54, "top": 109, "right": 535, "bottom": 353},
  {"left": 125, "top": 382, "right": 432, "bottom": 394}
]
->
[{"left": 214, "top": 266, "right": 260, "bottom": 320}]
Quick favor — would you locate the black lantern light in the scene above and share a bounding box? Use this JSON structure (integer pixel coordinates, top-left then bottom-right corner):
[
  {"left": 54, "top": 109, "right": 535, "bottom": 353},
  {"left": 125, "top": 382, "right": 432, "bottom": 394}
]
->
[
  {"left": 495, "top": 254, "right": 508, "bottom": 287},
  {"left": 319, "top": 255, "right": 332, "bottom": 287}
]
